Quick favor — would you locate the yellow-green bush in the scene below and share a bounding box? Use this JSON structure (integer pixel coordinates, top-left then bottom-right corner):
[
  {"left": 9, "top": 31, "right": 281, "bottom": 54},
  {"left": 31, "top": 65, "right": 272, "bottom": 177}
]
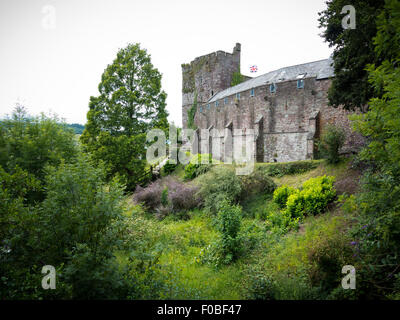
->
[
  {"left": 301, "top": 175, "right": 336, "bottom": 216},
  {"left": 285, "top": 175, "right": 336, "bottom": 218},
  {"left": 285, "top": 190, "right": 305, "bottom": 218},
  {"left": 268, "top": 176, "right": 337, "bottom": 233},
  {"left": 273, "top": 185, "right": 297, "bottom": 208}
]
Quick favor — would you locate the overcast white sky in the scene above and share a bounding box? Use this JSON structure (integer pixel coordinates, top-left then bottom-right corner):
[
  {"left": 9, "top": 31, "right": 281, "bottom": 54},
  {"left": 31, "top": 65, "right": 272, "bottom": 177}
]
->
[{"left": 0, "top": 0, "right": 332, "bottom": 126}]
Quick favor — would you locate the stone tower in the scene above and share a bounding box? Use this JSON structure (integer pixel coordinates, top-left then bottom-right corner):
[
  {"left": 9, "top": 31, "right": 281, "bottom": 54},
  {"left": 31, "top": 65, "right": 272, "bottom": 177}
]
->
[{"left": 182, "top": 43, "right": 241, "bottom": 129}]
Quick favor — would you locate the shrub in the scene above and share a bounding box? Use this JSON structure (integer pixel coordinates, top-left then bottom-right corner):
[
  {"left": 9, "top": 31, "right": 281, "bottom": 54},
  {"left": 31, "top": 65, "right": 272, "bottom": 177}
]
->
[
  {"left": 0, "top": 107, "right": 79, "bottom": 202},
  {"left": 161, "top": 160, "right": 177, "bottom": 176},
  {"left": 0, "top": 155, "right": 139, "bottom": 299},
  {"left": 216, "top": 201, "right": 242, "bottom": 261},
  {"left": 242, "top": 269, "right": 276, "bottom": 300},
  {"left": 268, "top": 193, "right": 304, "bottom": 232},
  {"left": 307, "top": 231, "right": 355, "bottom": 294},
  {"left": 199, "top": 201, "right": 243, "bottom": 267},
  {"left": 284, "top": 176, "right": 336, "bottom": 218},
  {"left": 161, "top": 187, "right": 169, "bottom": 207},
  {"left": 133, "top": 176, "right": 201, "bottom": 216},
  {"left": 197, "top": 166, "right": 242, "bottom": 213},
  {"left": 285, "top": 190, "right": 305, "bottom": 219},
  {"left": 268, "top": 176, "right": 337, "bottom": 233},
  {"left": 239, "top": 167, "right": 277, "bottom": 198},
  {"left": 273, "top": 185, "right": 297, "bottom": 208},
  {"left": 318, "top": 125, "right": 346, "bottom": 164},
  {"left": 133, "top": 182, "right": 163, "bottom": 211},
  {"left": 167, "top": 183, "right": 200, "bottom": 211},
  {"left": 184, "top": 154, "right": 213, "bottom": 180},
  {"left": 302, "top": 176, "right": 336, "bottom": 215}
]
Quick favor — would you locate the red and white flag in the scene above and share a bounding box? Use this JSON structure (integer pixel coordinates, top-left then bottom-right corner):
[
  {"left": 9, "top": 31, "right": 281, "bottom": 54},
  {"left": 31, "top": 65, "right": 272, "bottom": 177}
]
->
[{"left": 250, "top": 65, "right": 258, "bottom": 73}]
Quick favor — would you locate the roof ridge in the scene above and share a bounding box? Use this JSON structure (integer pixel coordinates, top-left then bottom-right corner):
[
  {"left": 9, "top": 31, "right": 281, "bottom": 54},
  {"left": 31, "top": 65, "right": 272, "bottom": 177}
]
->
[
  {"left": 271, "top": 58, "right": 330, "bottom": 71},
  {"left": 225, "top": 58, "right": 331, "bottom": 91},
  {"left": 205, "top": 57, "right": 333, "bottom": 103}
]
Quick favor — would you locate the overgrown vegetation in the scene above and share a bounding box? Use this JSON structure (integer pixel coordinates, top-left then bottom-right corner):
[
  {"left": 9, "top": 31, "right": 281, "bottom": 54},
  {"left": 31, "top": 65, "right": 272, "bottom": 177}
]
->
[
  {"left": 133, "top": 176, "right": 201, "bottom": 219},
  {"left": 317, "top": 125, "right": 346, "bottom": 164},
  {"left": 187, "top": 91, "right": 198, "bottom": 130},
  {"left": 3, "top": 3, "right": 400, "bottom": 299},
  {"left": 231, "top": 70, "right": 244, "bottom": 87},
  {"left": 184, "top": 153, "right": 213, "bottom": 181},
  {"left": 315, "top": 0, "right": 400, "bottom": 299}
]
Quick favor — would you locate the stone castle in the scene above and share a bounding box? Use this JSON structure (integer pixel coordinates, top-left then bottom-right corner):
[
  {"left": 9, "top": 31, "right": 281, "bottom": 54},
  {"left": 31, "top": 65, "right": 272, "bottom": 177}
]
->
[{"left": 181, "top": 43, "right": 360, "bottom": 163}]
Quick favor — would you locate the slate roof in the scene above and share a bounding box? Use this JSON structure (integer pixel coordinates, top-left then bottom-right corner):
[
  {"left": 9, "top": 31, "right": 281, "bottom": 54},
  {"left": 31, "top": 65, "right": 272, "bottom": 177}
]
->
[{"left": 208, "top": 57, "right": 334, "bottom": 103}]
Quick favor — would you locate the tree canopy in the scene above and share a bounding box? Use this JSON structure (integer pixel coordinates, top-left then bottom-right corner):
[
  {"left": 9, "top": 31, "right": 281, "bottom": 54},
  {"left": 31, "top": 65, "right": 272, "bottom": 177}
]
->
[
  {"left": 318, "top": 0, "right": 386, "bottom": 111},
  {"left": 80, "top": 43, "right": 169, "bottom": 190}
]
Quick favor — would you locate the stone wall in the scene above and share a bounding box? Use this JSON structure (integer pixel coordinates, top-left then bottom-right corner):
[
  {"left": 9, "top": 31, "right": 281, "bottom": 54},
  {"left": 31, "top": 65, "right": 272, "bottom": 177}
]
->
[
  {"left": 182, "top": 48, "right": 364, "bottom": 163},
  {"left": 182, "top": 44, "right": 241, "bottom": 129}
]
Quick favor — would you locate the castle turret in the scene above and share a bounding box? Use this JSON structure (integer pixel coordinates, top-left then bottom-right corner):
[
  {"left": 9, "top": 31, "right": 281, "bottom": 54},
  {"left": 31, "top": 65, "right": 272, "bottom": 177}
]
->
[{"left": 182, "top": 43, "right": 241, "bottom": 129}]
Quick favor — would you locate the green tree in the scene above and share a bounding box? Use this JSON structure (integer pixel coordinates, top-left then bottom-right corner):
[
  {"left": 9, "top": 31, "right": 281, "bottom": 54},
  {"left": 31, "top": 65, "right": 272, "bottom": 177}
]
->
[
  {"left": 318, "top": 124, "right": 346, "bottom": 164},
  {"left": 0, "top": 106, "right": 79, "bottom": 202},
  {"left": 348, "top": 0, "right": 400, "bottom": 299},
  {"left": 353, "top": 0, "right": 400, "bottom": 177},
  {"left": 0, "top": 155, "right": 137, "bottom": 299},
  {"left": 67, "top": 123, "right": 85, "bottom": 134},
  {"left": 81, "top": 43, "right": 169, "bottom": 190},
  {"left": 318, "top": 0, "right": 386, "bottom": 111}
]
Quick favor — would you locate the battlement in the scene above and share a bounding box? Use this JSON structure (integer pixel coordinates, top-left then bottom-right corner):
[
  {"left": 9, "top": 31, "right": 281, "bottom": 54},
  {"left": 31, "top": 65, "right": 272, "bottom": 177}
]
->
[
  {"left": 188, "top": 43, "right": 241, "bottom": 65},
  {"left": 181, "top": 43, "right": 241, "bottom": 129}
]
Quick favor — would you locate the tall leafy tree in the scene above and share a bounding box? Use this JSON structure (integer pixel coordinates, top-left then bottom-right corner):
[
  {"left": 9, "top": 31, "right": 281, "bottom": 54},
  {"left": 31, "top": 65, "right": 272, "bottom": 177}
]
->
[
  {"left": 318, "top": 0, "right": 386, "bottom": 111},
  {"left": 0, "top": 106, "right": 79, "bottom": 202},
  {"left": 81, "top": 43, "right": 169, "bottom": 190},
  {"left": 353, "top": 0, "right": 400, "bottom": 176},
  {"left": 349, "top": 0, "right": 400, "bottom": 298}
]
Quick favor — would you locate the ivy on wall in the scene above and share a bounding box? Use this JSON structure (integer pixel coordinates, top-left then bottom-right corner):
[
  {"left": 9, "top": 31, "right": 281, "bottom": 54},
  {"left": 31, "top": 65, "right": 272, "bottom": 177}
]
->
[
  {"left": 187, "top": 91, "right": 198, "bottom": 130},
  {"left": 231, "top": 70, "right": 244, "bottom": 87},
  {"left": 181, "top": 57, "right": 209, "bottom": 94}
]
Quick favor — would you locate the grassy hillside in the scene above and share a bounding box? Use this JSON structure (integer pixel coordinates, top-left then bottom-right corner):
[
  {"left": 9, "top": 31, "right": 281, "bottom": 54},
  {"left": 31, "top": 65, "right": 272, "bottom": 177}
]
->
[{"left": 126, "top": 158, "right": 361, "bottom": 299}]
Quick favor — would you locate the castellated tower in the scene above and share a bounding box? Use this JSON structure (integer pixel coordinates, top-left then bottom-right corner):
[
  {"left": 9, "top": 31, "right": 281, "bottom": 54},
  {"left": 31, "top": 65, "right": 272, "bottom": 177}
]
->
[{"left": 181, "top": 43, "right": 241, "bottom": 129}]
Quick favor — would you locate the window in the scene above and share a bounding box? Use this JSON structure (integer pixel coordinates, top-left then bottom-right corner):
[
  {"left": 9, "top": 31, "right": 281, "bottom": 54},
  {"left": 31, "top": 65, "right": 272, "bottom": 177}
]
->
[
  {"left": 250, "top": 89, "right": 255, "bottom": 97},
  {"left": 199, "top": 106, "right": 203, "bottom": 113},
  {"left": 224, "top": 97, "right": 228, "bottom": 105},
  {"left": 270, "top": 83, "right": 276, "bottom": 93},
  {"left": 215, "top": 100, "right": 219, "bottom": 107},
  {"left": 297, "top": 79, "right": 304, "bottom": 89},
  {"left": 207, "top": 104, "right": 210, "bottom": 109},
  {"left": 236, "top": 92, "right": 241, "bottom": 100}
]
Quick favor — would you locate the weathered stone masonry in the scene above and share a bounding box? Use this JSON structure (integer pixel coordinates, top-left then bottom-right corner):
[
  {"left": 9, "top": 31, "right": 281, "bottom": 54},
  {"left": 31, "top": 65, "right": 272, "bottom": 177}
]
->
[{"left": 182, "top": 43, "right": 362, "bottom": 163}]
